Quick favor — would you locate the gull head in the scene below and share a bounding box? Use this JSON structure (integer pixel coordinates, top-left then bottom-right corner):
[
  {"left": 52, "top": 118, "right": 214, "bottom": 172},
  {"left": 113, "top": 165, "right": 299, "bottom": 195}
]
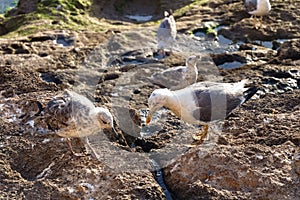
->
[
  {"left": 146, "top": 88, "right": 171, "bottom": 125},
  {"left": 94, "top": 107, "right": 119, "bottom": 136},
  {"left": 93, "top": 107, "right": 114, "bottom": 129},
  {"left": 186, "top": 55, "right": 201, "bottom": 67},
  {"left": 164, "top": 9, "right": 173, "bottom": 17}
]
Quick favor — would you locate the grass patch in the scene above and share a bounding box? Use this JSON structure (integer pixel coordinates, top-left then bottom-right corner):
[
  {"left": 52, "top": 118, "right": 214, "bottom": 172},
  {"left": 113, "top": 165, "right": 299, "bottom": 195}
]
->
[
  {"left": 0, "top": 0, "right": 99, "bottom": 37},
  {"left": 173, "top": 0, "right": 209, "bottom": 18}
]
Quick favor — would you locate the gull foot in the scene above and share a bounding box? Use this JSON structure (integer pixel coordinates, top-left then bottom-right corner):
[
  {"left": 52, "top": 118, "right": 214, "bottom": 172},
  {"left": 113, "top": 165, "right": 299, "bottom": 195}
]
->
[{"left": 191, "top": 124, "right": 209, "bottom": 146}]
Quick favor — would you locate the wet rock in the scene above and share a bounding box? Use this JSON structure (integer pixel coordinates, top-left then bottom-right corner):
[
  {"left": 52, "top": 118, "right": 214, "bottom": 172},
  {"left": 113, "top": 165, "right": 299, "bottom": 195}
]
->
[
  {"left": 211, "top": 52, "right": 247, "bottom": 66},
  {"left": 53, "top": 35, "right": 75, "bottom": 47},
  {"left": 218, "top": 19, "right": 276, "bottom": 42},
  {"left": 288, "top": 69, "right": 300, "bottom": 79},
  {"left": 40, "top": 72, "right": 63, "bottom": 84},
  {"left": 192, "top": 21, "right": 219, "bottom": 41},
  {"left": 239, "top": 43, "right": 255, "bottom": 51},
  {"left": 206, "top": 32, "right": 218, "bottom": 41}
]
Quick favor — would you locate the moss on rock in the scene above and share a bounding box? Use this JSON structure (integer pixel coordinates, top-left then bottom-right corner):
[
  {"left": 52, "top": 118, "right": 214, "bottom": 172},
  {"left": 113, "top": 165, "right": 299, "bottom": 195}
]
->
[{"left": 0, "top": 0, "right": 96, "bottom": 37}]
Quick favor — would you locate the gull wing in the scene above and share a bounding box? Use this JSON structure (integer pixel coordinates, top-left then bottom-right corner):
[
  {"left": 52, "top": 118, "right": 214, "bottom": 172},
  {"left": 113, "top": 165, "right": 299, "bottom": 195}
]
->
[
  {"left": 44, "top": 90, "right": 101, "bottom": 137},
  {"left": 190, "top": 82, "right": 250, "bottom": 122}
]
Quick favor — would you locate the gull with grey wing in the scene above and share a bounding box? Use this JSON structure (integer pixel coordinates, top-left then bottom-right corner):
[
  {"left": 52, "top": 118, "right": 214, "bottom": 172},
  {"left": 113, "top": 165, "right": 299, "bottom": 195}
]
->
[{"left": 146, "top": 80, "right": 257, "bottom": 144}]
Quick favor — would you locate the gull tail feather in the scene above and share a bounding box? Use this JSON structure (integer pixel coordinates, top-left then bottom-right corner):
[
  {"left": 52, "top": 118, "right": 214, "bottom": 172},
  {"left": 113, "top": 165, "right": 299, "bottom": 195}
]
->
[
  {"left": 242, "top": 86, "right": 258, "bottom": 104},
  {"left": 225, "top": 86, "right": 258, "bottom": 120}
]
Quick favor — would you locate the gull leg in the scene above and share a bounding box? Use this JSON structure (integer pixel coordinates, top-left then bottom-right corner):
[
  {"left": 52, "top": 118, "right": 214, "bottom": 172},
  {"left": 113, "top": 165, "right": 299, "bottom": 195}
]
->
[
  {"left": 260, "top": 16, "right": 263, "bottom": 28},
  {"left": 169, "top": 40, "right": 174, "bottom": 55},
  {"left": 259, "top": 16, "right": 266, "bottom": 29},
  {"left": 191, "top": 124, "right": 209, "bottom": 146},
  {"left": 66, "top": 138, "right": 85, "bottom": 157},
  {"left": 83, "top": 137, "right": 99, "bottom": 159},
  {"left": 254, "top": 16, "right": 259, "bottom": 29}
]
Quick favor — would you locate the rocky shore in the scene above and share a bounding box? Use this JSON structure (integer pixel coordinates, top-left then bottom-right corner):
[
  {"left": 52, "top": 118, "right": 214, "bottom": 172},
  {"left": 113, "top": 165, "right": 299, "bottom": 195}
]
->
[{"left": 0, "top": 0, "right": 299, "bottom": 199}]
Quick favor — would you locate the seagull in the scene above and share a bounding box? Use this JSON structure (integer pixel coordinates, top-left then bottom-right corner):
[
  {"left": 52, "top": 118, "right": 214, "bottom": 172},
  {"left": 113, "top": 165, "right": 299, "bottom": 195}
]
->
[
  {"left": 34, "top": 89, "right": 118, "bottom": 156},
  {"left": 157, "top": 10, "right": 177, "bottom": 57},
  {"left": 150, "top": 55, "right": 200, "bottom": 90},
  {"left": 244, "top": 0, "right": 271, "bottom": 29},
  {"left": 146, "top": 80, "right": 257, "bottom": 144}
]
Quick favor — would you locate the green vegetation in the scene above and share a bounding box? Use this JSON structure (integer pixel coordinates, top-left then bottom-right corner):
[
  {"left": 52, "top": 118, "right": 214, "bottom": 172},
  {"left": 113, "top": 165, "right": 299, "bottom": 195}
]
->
[
  {"left": 0, "top": 0, "right": 210, "bottom": 37},
  {"left": 173, "top": 0, "right": 209, "bottom": 18},
  {"left": 199, "top": 21, "right": 219, "bottom": 34},
  {"left": 0, "top": 0, "right": 106, "bottom": 37}
]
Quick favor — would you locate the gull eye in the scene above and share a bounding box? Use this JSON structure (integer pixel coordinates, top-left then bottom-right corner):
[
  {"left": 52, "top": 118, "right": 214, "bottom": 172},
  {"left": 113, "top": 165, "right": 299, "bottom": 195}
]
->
[
  {"left": 102, "top": 120, "right": 110, "bottom": 125},
  {"left": 150, "top": 93, "right": 158, "bottom": 98}
]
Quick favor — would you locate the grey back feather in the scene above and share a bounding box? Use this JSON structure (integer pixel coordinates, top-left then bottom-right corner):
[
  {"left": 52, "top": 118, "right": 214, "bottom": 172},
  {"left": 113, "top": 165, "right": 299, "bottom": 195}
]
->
[{"left": 189, "top": 81, "right": 251, "bottom": 122}]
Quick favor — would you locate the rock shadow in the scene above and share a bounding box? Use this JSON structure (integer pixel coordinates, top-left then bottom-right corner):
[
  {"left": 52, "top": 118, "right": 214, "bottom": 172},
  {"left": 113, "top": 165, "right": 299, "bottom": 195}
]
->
[{"left": 90, "top": 0, "right": 195, "bottom": 23}]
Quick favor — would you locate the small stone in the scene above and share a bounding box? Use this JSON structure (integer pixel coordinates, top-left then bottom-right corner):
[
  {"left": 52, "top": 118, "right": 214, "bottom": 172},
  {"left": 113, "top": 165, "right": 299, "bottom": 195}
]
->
[{"left": 256, "top": 155, "right": 264, "bottom": 160}]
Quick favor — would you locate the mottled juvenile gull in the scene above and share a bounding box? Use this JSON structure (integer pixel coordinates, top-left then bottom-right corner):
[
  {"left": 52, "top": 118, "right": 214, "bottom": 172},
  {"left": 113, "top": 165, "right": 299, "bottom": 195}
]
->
[
  {"left": 244, "top": 0, "right": 271, "bottom": 28},
  {"left": 150, "top": 55, "right": 200, "bottom": 90},
  {"left": 146, "top": 80, "right": 257, "bottom": 144},
  {"left": 157, "top": 10, "right": 177, "bottom": 56},
  {"left": 37, "top": 89, "right": 117, "bottom": 156}
]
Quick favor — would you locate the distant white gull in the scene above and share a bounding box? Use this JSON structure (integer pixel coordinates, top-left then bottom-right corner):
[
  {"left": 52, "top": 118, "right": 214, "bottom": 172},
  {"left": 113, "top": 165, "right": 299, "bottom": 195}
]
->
[
  {"left": 146, "top": 80, "right": 257, "bottom": 144},
  {"left": 150, "top": 55, "right": 200, "bottom": 90},
  {"left": 244, "top": 0, "right": 271, "bottom": 28},
  {"left": 157, "top": 10, "right": 177, "bottom": 56},
  {"left": 36, "top": 89, "right": 117, "bottom": 156}
]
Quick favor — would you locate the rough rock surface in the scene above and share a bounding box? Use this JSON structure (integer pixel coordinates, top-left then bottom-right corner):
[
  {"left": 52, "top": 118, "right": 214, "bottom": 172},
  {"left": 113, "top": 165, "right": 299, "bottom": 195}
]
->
[
  {"left": 0, "top": 0, "right": 300, "bottom": 199},
  {"left": 277, "top": 39, "right": 300, "bottom": 60},
  {"left": 164, "top": 92, "right": 300, "bottom": 199}
]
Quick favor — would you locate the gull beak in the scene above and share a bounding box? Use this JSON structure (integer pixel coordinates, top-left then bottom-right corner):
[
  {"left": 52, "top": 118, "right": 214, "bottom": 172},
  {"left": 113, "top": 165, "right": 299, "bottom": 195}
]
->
[
  {"left": 145, "top": 103, "right": 162, "bottom": 126},
  {"left": 146, "top": 113, "right": 152, "bottom": 125},
  {"left": 146, "top": 107, "right": 157, "bottom": 125}
]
